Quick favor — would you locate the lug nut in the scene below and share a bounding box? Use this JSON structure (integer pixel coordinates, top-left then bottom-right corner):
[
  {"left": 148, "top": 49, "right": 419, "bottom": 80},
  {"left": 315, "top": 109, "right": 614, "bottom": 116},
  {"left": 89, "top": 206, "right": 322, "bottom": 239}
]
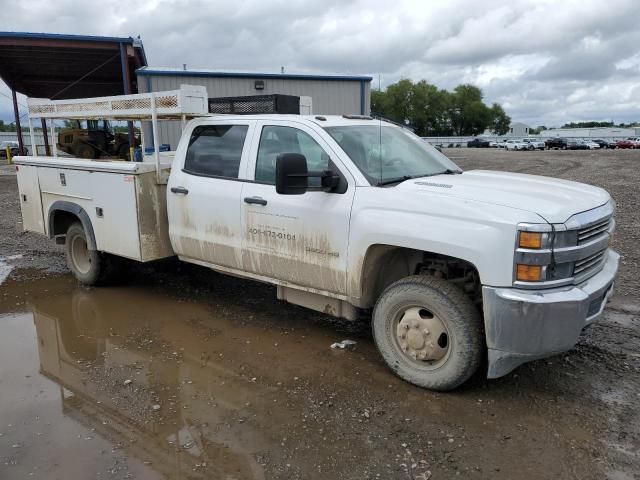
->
[{"left": 423, "top": 329, "right": 430, "bottom": 335}]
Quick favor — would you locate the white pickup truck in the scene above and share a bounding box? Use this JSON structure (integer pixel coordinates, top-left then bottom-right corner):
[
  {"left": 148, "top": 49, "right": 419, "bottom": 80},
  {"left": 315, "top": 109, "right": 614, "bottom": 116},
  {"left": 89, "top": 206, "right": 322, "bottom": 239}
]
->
[{"left": 14, "top": 88, "right": 619, "bottom": 390}]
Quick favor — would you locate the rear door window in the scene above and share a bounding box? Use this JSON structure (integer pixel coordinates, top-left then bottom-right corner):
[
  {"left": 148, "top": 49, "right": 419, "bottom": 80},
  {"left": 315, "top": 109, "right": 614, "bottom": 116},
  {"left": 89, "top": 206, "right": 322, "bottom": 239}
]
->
[{"left": 184, "top": 125, "right": 249, "bottom": 178}]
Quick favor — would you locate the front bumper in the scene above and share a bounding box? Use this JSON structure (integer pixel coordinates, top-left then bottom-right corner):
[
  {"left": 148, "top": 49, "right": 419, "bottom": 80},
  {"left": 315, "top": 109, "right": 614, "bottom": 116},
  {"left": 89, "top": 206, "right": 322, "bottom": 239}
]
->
[{"left": 482, "top": 249, "right": 619, "bottom": 378}]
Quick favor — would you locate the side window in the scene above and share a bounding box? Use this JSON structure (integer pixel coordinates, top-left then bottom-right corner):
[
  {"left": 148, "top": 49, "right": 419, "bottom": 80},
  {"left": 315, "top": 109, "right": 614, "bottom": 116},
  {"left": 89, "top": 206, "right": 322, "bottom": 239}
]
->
[
  {"left": 184, "top": 124, "right": 249, "bottom": 178},
  {"left": 255, "top": 126, "right": 331, "bottom": 186}
]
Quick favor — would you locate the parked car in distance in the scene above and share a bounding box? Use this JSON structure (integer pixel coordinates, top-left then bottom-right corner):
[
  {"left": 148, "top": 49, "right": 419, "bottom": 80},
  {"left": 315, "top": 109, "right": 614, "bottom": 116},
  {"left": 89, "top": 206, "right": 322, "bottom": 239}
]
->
[
  {"left": 545, "top": 137, "right": 568, "bottom": 150},
  {"left": 504, "top": 139, "right": 528, "bottom": 151},
  {"left": 567, "top": 140, "right": 588, "bottom": 150},
  {"left": 591, "top": 139, "right": 614, "bottom": 149},
  {"left": 580, "top": 139, "right": 600, "bottom": 150},
  {"left": 627, "top": 137, "right": 640, "bottom": 148},
  {"left": 489, "top": 140, "right": 500, "bottom": 148},
  {"left": 467, "top": 138, "right": 491, "bottom": 148},
  {"left": 616, "top": 139, "right": 636, "bottom": 149},
  {"left": 522, "top": 138, "right": 545, "bottom": 150},
  {"left": 0, "top": 140, "right": 28, "bottom": 157}
]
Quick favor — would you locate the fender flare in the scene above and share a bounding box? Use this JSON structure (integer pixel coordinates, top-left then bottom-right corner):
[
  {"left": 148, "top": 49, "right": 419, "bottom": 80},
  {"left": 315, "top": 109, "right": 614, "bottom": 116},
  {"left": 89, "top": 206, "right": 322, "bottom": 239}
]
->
[{"left": 48, "top": 201, "right": 97, "bottom": 250}]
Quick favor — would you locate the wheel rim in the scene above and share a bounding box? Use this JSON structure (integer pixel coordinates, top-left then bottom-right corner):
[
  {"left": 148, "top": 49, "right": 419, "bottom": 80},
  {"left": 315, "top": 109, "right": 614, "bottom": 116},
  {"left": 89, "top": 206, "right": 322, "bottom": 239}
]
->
[
  {"left": 392, "top": 305, "right": 451, "bottom": 369},
  {"left": 71, "top": 234, "right": 92, "bottom": 274}
]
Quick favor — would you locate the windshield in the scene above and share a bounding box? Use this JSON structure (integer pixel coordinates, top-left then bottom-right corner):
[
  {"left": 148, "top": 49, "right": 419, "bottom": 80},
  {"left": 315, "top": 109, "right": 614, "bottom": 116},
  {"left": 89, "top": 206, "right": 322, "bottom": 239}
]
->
[{"left": 325, "top": 124, "right": 461, "bottom": 185}]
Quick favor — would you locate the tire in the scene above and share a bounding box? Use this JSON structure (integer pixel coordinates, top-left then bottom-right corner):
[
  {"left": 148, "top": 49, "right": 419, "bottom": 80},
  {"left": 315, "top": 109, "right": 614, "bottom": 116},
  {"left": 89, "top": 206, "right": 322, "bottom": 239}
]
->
[
  {"left": 65, "top": 222, "right": 119, "bottom": 285},
  {"left": 372, "top": 275, "right": 483, "bottom": 391},
  {"left": 75, "top": 143, "right": 96, "bottom": 159}
]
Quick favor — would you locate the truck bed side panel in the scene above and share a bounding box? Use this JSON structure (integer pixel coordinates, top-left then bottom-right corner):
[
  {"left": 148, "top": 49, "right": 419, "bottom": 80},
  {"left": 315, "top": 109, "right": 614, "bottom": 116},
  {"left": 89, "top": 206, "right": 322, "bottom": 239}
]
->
[
  {"left": 38, "top": 167, "right": 141, "bottom": 261},
  {"left": 16, "top": 165, "right": 45, "bottom": 234}
]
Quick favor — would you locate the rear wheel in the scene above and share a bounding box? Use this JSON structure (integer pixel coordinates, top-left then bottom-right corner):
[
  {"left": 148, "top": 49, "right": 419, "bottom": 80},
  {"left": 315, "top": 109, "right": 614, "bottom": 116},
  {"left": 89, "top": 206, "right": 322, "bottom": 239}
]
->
[
  {"left": 65, "top": 222, "right": 119, "bottom": 285},
  {"left": 372, "top": 275, "right": 483, "bottom": 391}
]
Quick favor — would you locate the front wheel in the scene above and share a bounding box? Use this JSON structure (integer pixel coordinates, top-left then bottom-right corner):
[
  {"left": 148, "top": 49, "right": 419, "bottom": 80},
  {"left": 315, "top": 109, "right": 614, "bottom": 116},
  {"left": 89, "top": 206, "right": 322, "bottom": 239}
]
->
[
  {"left": 372, "top": 275, "right": 483, "bottom": 391},
  {"left": 65, "top": 222, "right": 120, "bottom": 285}
]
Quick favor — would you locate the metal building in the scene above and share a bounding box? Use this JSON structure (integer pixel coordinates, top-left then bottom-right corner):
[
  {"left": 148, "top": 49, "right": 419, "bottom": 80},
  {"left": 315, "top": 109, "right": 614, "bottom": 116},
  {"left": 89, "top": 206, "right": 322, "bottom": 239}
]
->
[
  {"left": 541, "top": 126, "right": 640, "bottom": 138},
  {"left": 136, "top": 67, "right": 372, "bottom": 149},
  {"left": 506, "top": 122, "right": 531, "bottom": 137}
]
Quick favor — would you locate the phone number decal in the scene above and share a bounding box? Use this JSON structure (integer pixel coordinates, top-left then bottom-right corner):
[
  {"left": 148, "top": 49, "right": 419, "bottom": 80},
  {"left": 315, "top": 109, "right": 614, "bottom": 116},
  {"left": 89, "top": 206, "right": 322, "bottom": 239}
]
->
[{"left": 248, "top": 228, "right": 296, "bottom": 241}]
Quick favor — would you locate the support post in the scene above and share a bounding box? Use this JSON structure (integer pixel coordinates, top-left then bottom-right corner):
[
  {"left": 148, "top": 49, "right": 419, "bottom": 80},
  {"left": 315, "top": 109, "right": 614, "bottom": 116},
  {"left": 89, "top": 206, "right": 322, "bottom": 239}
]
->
[
  {"left": 28, "top": 117, "right": 37, "bottom": 157},
  {"left": 11, "top": 89, "right": 25, "bottom": 155},
  {"left": 120, "top": 43, "right": 135, "bottom": 159},
  {"left": 150, "top": 93, "right": 160, "bottom": 183},
  {"left": 50, "top": 122, "right": 57, "bottom": 157},
  {"left": 41, "top": 118, "right": 50, "bottom": 156}
]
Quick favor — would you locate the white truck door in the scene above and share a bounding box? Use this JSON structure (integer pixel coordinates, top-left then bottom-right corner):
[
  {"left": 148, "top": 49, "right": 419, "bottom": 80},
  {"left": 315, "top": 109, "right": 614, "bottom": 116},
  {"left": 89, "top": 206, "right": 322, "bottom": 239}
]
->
[
  {"left": 240, "top": 121, "right": 355, "bottom": 295},
  {"left": 167, "top": 121, "right": 255, "bottom": 269}
]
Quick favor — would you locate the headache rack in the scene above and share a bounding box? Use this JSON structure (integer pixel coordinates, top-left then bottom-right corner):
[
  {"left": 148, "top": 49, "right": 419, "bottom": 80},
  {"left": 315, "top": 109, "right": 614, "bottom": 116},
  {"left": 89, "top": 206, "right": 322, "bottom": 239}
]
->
[
  {"left": 208, "top": 94, "right": 312, "bottom": 115},
  {"left": 25, "top": 85, "right": 210, "bottom": 183}
]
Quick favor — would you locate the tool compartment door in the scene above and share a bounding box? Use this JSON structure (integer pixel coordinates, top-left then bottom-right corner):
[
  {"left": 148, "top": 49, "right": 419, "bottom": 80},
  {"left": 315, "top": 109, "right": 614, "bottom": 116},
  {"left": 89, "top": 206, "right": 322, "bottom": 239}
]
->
[{"left": 16, "top": 164, "right": 45, "bottom": 234}]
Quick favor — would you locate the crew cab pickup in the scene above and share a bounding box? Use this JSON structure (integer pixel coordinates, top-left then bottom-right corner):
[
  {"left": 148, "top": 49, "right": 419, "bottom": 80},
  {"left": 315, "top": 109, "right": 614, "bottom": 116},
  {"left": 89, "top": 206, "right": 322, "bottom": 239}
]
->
[
  {"left": 14, "top": 91, "right": 619, "bottom": 391},
  {"left": 545, "top": 137, "right": 569, "bottom": 149}
]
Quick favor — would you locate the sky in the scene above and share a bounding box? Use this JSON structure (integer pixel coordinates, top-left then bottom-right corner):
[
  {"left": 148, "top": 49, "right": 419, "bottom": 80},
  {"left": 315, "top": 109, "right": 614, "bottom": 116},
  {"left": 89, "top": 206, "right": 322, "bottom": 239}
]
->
[{"left": 1, "top": 0, "right": 639, "bottom": 128}]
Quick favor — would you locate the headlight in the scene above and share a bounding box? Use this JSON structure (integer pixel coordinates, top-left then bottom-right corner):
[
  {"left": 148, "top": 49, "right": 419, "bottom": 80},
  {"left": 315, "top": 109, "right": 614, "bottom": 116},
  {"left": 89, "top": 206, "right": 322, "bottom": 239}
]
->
[
  {"left": 515, "top": 216, "right": 611, "bottom": 288},
  {"left": 518, "top": 231, "right": 543, "bottom": 249}
]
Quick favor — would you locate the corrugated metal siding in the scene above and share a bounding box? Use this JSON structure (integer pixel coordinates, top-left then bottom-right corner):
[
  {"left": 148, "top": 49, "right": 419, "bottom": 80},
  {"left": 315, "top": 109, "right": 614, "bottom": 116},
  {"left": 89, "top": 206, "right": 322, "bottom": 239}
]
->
[{"left": 137, "top": 73, "right": 370, "bottom": 149}]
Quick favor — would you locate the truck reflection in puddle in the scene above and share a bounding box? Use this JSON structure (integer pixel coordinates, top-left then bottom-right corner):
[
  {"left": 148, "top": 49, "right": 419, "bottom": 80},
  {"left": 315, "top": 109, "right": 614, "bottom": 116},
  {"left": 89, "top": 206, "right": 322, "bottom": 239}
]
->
[{"left": 31, "top": 287, "right": 269, "bottom": 480}]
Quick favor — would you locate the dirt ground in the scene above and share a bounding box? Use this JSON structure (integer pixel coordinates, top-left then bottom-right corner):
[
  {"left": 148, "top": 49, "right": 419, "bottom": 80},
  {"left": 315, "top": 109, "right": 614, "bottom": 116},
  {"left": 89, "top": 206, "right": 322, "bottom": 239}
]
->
[{"left": 0, "top": 149, "right": 638, "bottom": 480}]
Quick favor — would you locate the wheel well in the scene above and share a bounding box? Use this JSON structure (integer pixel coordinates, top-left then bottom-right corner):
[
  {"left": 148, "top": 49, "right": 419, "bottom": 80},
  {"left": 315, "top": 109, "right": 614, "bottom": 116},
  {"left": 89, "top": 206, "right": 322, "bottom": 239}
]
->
[
  {"left": 51, "top": 210, "right": 79, "bottom": 238},
  {"left": 48, "top": 202, "right": 97, "bottom": 250},
  {"left": 358, "top": 245, "right": 481, "bottom": 308}
]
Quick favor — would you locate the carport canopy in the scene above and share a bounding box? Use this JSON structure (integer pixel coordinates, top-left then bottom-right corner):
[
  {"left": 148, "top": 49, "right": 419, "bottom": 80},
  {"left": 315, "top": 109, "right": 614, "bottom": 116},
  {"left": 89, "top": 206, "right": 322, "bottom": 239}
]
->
[{"left": 0, "top": 32, "right": 147, "bottom": 154}]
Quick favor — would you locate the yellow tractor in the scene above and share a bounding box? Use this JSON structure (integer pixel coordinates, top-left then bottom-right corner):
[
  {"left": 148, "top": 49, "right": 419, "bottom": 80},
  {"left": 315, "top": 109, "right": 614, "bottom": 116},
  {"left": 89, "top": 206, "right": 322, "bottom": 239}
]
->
[{"left": 57, "top": 120, "right": 139, "bottom": 159}]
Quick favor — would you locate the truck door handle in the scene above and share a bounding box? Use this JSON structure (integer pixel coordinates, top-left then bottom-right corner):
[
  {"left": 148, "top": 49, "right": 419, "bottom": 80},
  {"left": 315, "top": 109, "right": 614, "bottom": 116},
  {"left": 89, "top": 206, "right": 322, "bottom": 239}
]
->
[
  {"left": 171, "top": 186, "right": 189, "bottom": 195},
  {"left": 244, "top": 196, "right": 267, "bottom": 206}
]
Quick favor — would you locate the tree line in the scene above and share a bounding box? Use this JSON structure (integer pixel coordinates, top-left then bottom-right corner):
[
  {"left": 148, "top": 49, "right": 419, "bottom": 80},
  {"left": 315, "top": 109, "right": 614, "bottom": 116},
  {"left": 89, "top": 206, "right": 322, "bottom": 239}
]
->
[{"left": 371, "top": 79, "right": 511, "bottom": 137}]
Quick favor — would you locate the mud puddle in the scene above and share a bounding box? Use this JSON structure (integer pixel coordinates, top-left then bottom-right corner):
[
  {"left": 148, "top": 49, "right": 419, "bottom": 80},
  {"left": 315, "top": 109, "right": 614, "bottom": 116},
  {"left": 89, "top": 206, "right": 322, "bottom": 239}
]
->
[{"left": 0, "top": 273, "right": 633, "bottom": 479}]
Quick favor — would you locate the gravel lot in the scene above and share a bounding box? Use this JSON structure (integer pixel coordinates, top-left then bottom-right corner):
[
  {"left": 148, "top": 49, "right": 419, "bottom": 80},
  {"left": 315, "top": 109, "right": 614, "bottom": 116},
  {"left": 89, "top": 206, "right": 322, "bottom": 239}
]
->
[{"left": 0, "top": 149, "right": 638, "bottom": 480}]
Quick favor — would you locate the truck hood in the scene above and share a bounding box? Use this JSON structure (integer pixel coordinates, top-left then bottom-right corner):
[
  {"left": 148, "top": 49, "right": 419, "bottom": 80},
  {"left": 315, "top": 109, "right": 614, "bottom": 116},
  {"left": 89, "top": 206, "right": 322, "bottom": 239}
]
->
[{"left": 400, "top": 170, "right": 610, "bottom": 223}]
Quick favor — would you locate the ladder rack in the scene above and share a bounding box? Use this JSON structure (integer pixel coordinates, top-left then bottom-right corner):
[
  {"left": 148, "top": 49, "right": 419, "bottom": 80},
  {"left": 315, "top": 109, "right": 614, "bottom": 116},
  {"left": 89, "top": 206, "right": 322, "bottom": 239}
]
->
[
  {"left": 27, "top": 85, "right": 209, "bottom": 120},
  {"left": 25, "top": 85, "right": 210, "bottom": 183}
]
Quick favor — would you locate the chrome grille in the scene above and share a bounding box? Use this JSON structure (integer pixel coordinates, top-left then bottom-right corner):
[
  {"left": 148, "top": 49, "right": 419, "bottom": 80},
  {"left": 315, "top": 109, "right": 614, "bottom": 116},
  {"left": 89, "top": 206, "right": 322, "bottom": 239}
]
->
[
  {"left": 573, "top": 249, "right": 606, "bottom": 276},
  {"left": 578, "top": 217, "right": 612, "bottom": 244}
]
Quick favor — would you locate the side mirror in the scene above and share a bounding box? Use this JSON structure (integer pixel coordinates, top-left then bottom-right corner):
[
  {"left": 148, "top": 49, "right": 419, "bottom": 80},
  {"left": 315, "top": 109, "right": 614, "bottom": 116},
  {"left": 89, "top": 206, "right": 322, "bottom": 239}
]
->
[{"left": 276, "top": 153, "right": 308, "bottom": 195}]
